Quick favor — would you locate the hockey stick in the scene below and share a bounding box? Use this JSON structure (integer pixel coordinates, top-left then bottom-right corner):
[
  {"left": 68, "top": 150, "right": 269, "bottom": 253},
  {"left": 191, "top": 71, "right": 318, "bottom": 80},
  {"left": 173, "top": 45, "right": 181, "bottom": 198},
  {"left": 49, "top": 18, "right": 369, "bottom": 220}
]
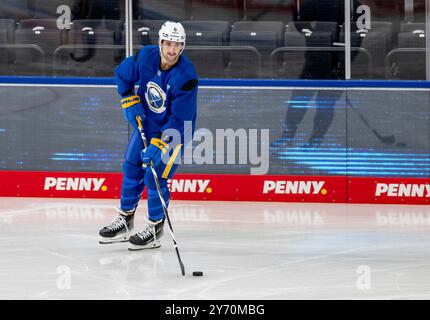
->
[
  {"left": 136, "top": 116, "right": 186, "bottom": 276},
  {"left": 345, "top": 94, "right": 395, "bottom": 145}
]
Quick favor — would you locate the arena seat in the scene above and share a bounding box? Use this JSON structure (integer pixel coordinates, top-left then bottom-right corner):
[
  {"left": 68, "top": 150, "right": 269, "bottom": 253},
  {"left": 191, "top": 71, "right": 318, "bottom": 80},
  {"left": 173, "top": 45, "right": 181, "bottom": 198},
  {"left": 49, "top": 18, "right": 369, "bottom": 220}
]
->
[
  {"left": 344, "top": 21, "right": 393, "bottom": 50},
  {"left": 339, "top": 30, "right": 387, "bottom": 78},
  {"left": 0, "top": 19, "right": 17, "bottom": 43},
  {"left": 181, "top": 20, "right": 231, "bottom": 45},
  {"left": 0, "top": 29, "right": 9, "bottom": 70},
  {"left": 287, "top": 21, "right": 339, "bottom": 42},
  {"left": 180, "top": 21, "right": 230, "bottom": 78},
  {"left": 231, "top": 21, "right": 285, "bottom": 47},
  {"left": 14, "top": 28, "right": 61, "bottom": 75},
  {"left": 0, "top": 19, "right": 17, "bottom": 73},
  {"left": 276, "top": 31, "right": 333, "bottom": 79},
  {"left": 387, "top": 31, "right": 426, "bottom": 80},
  {"left": 400, "top": 22, "right": 425, "bottom": 33},
  {"left": 56, "top": 29, "right": 120, "bottom": 77},
  {"left": 18, "top": 19, "right": 58, "bottom": 30},
  {"left": 227, "top": 21, "right": 285, "bottom": 78},
  {"left": 71, "top": 19, "right": 122, "bottom": 32},
  {"left": 140, "top": 20, "right": 167, "bottom": 44}
]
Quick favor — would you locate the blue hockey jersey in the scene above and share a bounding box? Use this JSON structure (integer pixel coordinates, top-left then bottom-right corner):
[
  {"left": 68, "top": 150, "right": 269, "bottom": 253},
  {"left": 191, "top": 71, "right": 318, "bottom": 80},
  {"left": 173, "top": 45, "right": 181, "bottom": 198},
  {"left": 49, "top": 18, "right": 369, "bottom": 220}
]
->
[{"left": 114, "top": 45, "right": 198, "bottom": 146}]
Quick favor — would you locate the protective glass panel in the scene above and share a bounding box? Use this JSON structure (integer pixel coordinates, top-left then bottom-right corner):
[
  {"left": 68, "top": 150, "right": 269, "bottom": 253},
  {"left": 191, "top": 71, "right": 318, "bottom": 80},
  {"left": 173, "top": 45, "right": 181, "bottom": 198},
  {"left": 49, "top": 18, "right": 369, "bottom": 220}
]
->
[
  {"left": 0, "top": 85, "right": 128, "bottom": 171},
  {"left": 0, "top": 0, "right": 125, "bottom": 77},
  {"left": 0, "top": 1, "right": 429, "bottom": 80},
  {"left": 345, "top": 88, "right": 430, "bottom": 178},
  {"left": 349, "top": 0, "right": 428, "bottom": 80},
  {"left": 0, "top": 84, "right": 349, "bottom": 177},
  {"left": 273, "top": 0, "right": 346, "bottom": 80},
  {"left": 1, "top": 84, "right": 428, "bottom": 178}
]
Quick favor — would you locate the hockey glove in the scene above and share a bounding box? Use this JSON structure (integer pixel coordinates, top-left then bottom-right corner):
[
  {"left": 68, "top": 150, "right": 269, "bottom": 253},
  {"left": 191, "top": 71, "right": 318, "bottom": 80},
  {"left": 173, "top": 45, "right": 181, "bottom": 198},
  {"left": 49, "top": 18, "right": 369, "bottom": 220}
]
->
[
  {"left": 141, "top": 138, "right": 169, "bottom": 168},
  {"left": 121, "top": 95, "right": 146, "bottom": 131}
]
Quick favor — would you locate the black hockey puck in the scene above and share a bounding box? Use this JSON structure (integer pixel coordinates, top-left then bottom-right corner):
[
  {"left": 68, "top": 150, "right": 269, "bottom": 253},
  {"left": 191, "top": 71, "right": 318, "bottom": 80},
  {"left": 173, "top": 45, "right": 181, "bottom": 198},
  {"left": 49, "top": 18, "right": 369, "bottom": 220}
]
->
[
  {"left": 397, "top": 142, "right": 407, "bottom": 147},
  {"left": 192, "top": 271, "right": 203, "bottom": 277}
]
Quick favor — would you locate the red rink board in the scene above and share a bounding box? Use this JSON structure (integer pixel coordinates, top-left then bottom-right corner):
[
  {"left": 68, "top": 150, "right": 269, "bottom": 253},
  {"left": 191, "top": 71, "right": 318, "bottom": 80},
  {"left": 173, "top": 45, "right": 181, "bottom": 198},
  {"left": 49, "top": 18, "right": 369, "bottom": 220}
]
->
[{"left": 0, "top": 171, "right": 428, "bottom": 205}]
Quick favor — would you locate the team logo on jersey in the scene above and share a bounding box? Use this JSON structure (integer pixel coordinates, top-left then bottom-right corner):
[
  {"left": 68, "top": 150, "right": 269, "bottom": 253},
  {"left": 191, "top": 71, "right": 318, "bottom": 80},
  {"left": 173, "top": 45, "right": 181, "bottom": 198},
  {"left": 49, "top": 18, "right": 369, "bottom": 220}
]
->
[{"left": 145, "top": 81, "right": 166, "bottom": 114}]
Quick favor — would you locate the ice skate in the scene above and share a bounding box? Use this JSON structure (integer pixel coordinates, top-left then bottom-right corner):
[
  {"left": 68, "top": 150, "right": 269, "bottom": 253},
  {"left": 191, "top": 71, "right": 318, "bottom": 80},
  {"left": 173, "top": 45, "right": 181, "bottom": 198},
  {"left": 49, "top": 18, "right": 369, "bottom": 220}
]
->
[
  {"left": 99, "top": 207, "right": 135, "bottom": 244},
  {"left": 128, "top": 217, "right": 165, "bottom": 251}
]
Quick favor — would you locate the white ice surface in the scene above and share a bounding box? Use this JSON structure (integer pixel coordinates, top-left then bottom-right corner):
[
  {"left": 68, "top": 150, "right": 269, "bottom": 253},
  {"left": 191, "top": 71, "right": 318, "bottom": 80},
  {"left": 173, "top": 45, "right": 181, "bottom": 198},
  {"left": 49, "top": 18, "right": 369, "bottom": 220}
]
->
[{"left": 0, "top": 197, "right": 429, "bottom": 300}]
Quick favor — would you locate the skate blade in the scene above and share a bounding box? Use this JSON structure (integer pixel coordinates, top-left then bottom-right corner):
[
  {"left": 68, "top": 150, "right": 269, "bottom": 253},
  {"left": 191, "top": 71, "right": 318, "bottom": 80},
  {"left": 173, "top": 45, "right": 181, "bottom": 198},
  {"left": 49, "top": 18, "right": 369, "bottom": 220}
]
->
[
  {"left": 128, "top": 241, "right": 161, "bottom": 251},
  {"left": 99, "top": 234, "right": 131, "bottom": 244}
]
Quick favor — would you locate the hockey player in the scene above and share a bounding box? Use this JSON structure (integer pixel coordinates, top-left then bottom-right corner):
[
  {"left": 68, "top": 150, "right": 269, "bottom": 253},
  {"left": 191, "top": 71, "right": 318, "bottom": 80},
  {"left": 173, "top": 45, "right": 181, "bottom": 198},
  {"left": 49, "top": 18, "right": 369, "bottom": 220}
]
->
[{"left": 99, "top": 21, "right": 198, "bottom": 250}]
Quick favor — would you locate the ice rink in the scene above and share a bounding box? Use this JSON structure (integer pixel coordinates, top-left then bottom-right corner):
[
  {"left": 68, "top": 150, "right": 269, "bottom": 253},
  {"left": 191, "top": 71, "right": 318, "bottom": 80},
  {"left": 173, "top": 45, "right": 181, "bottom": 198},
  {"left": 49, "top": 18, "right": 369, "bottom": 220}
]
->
[{"left": 1, "top": 197, "right": 430, "bottom": 300}]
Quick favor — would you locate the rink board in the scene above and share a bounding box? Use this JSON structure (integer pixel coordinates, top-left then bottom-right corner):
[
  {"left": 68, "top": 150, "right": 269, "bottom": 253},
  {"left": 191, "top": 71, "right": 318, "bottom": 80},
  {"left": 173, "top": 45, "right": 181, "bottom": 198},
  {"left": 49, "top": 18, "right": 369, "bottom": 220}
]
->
[
  {"left": 0, "top": 77, "right": 429, "bottom": 205},
  {"left": 0, "top": 171, "right": 428, "bottom": 205}
]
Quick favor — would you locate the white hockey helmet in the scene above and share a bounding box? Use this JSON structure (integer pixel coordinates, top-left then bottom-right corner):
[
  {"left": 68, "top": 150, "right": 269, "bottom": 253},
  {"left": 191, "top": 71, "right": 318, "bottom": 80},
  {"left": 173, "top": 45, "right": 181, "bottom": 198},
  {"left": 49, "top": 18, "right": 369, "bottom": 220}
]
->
[{"left": 158, "top": 21, "right": 186, "bottom": 53}]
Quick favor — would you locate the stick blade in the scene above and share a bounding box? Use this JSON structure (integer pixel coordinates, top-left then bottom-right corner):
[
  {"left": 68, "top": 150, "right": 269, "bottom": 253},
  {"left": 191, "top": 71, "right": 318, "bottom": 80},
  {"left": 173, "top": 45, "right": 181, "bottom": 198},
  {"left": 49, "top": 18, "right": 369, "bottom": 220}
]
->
[
  {"left": 382, "top": 135, "right": 395, "bottom": 145},
  {"left": 175, "top": 249, "right": 186, "bottom": 276},
  {"left": 373, "top": 130, "right": 395, "bottom": 144}
]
